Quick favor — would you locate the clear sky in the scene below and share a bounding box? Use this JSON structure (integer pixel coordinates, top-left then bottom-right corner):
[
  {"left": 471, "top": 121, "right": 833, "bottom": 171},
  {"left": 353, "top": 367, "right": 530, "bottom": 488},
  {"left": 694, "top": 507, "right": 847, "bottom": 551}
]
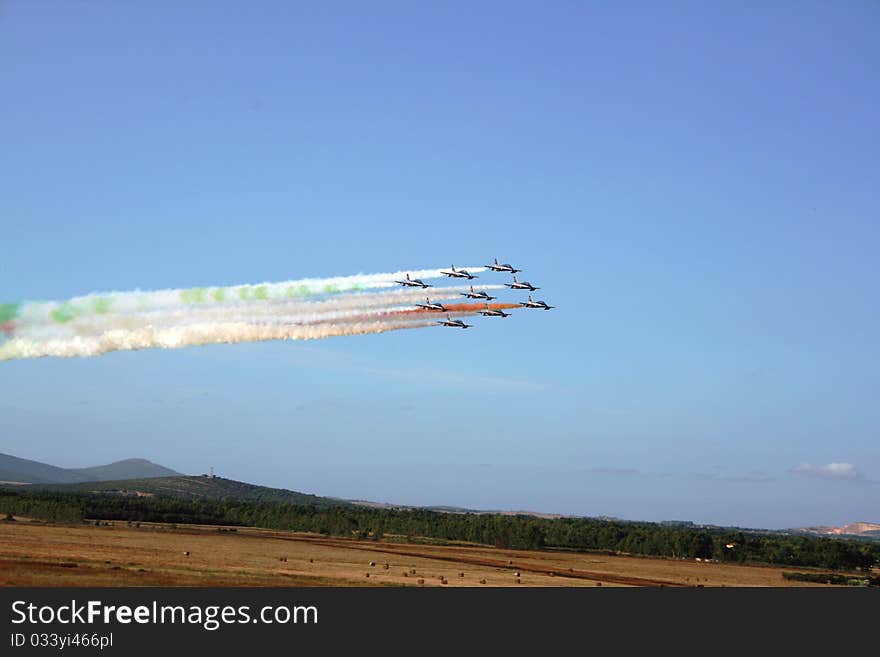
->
[{"left": 1, "top": 1, "right": 877, "bottom": 528}]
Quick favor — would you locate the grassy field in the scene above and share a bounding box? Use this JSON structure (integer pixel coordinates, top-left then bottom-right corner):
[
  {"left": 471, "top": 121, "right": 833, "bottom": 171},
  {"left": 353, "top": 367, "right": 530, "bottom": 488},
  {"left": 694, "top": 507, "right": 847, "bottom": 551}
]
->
[{"left": 0, "top": 518, "right": 847, "bottom": 587}]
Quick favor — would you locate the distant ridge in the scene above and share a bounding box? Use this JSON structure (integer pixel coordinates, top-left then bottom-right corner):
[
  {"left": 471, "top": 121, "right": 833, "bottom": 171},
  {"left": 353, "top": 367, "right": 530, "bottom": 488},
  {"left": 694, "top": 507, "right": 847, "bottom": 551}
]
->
[
  {"left": 0, "top": 452, "right": 179, "bottom": 485},
  {"left": 0, "top": 453, "right": 82, "bottom": 484}
]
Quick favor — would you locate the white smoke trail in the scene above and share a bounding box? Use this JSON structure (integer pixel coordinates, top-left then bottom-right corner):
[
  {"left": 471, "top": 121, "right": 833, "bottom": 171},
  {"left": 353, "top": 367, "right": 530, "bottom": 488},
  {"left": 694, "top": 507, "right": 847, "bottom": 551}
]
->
[{"left": 0, "top": 318, "right": 437, "bottom": 360}]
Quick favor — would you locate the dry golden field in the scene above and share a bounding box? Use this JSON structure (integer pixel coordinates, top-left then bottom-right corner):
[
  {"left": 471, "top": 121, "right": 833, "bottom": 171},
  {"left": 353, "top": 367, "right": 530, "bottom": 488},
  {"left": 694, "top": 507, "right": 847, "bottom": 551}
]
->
[{"left": 0, "top": 518, "right": 834, "bottom": 587}]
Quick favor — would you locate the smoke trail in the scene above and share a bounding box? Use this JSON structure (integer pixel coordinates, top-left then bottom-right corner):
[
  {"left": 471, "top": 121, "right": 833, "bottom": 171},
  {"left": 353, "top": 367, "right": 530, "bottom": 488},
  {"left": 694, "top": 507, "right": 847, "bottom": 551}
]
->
[
  {"left": 428, "top": 303, "right": 520, "bottom": 313},
  {"left": 9, "top": 287, "right": 500, "bottom": 339},
  {"left": 0, "top": 318, "right": 436, "bottom": 360},
  {"left": 0, "top": 305, "right": 521, "bottom": 360},
  {"left": 10, "top": 267, "right": 489, "bottom": 327},
  {"left": 0, "top": 266, "right": 527, "bottom": 360}
]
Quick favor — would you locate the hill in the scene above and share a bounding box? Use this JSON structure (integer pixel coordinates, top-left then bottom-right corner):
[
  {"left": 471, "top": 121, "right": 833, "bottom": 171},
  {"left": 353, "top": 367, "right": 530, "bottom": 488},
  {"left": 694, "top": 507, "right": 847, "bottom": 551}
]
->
[
  {"left": 0, "top": 453, "right": 84, "bottom": 484},
  {"left": 71, "top": 459, "right": 179, "bottom": 482},
  {"left": 11, "top": 475, "right": 349, "bottom": 508},
  {"left": 0, "top": 453, "right": 179, "bottom": 485}
]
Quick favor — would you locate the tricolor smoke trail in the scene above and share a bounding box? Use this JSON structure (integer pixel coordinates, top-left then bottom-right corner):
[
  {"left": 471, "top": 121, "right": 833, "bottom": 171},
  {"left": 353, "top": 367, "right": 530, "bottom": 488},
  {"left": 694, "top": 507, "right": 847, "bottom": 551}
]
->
[
  {"left": 0, "top": 267, "right": 520, "bottom": 360},
  {"left": 8, "top": 267, "right": 488, "bottom": 328}
]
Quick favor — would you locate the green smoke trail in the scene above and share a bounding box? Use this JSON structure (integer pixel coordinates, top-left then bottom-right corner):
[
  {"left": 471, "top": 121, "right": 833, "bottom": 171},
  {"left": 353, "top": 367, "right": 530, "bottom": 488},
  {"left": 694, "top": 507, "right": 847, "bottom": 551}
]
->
[
  {"left": 0, "top": 303, "right": 20, "bottom": 323},
  {"left": 51, "top": 304, "right": 76, "bottom": 323},
  {"left": 93, "top": 297, "right": 112, "bottom": 314}
]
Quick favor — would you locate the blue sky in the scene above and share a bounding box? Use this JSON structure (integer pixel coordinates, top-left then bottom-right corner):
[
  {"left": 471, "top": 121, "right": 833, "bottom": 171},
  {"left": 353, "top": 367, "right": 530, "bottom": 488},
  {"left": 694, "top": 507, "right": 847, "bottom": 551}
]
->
[{"left": 1, "top": 2, "right": 878, "bottom": 528}]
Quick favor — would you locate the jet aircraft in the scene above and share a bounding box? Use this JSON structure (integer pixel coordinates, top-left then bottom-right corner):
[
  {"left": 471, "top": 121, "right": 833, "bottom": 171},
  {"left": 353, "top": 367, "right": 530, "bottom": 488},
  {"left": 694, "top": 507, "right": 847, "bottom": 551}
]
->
[
  {"left": 478, "top": 303, "right": 510, "bottom": 317},
  {"left": 415, "top": 298, "right": 447, "bottom": 312},
  {"left": 437, "top": 315, "right": 472, "bottom": 328},
  {"left": 460, "top": 286, "right": 496, "bottom": 301},
  {"left": 519, "top": 295, "right": 554, "bottom": 310},
  {"left": 504, "top": 275, "right": 539, "bottom": 291},
  {"left": 395, "top": 273, "right": 431, "bottom": 289},
  {"left": 485, "top": 258, "right": 521, "bottom": 273},
  {"left": 441, "top": 265, "right": 477, "bottom": 280}
]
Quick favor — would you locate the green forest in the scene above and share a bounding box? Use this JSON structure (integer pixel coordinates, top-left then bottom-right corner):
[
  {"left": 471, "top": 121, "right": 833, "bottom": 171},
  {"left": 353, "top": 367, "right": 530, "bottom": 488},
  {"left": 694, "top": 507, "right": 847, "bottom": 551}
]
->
[{"left": 2, "top": 489, "right": 877, "bottom": 573}]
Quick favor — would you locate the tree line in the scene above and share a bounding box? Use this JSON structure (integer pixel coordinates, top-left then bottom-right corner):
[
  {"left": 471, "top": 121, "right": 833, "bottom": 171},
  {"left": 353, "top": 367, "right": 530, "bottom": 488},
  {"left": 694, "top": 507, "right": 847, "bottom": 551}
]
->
[{"left": 2, "top": 490, "right": 877, "bottom": 572}]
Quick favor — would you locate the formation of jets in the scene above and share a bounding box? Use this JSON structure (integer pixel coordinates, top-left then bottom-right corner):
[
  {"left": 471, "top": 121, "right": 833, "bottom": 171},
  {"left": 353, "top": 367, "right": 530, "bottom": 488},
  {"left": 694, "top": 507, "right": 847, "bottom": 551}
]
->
[{"left": 400, "top": 258, "right": 554, "bottom": 328}]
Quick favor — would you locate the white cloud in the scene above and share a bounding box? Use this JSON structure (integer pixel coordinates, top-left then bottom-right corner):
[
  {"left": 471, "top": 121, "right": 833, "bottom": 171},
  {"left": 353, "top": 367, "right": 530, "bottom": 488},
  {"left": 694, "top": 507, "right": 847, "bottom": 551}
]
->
[{"left": 791, "top": 462, "right": 863, "bottom": 481}]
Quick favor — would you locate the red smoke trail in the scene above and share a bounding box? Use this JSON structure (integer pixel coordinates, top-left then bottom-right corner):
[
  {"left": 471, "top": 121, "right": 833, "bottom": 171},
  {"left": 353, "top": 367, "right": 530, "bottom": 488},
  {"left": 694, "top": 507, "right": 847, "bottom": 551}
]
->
[
  {"left": 433, "top": 303, "right": 519, "bottom": 313},
  {"left": 0, "top": 322, "right": 13, "bottom": 336},
  {"left": 395, "top": 302, "right": 521, "bottom": 317},
  {"left": 303, "top": 303, "right": 521, "bottom": 325}
]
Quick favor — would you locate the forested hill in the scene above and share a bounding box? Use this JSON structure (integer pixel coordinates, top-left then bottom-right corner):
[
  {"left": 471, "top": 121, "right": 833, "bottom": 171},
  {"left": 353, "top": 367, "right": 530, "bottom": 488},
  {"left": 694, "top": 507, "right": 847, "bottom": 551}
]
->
[{"left": 6, "top": 475, "right": 348, "bottom": 508}]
